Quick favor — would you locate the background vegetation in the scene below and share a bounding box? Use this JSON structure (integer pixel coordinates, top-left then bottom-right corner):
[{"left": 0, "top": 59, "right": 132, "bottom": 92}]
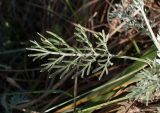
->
[{"left": 1, "top": 0, "right": 160, "bottom": 113}]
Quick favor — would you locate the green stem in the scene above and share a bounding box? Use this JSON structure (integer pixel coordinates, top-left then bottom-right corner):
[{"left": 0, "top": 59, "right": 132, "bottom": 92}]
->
[
  {"left": 113, "top": 55, "right": 149, "bottom": 64},
  {"left": 78, "top": 97, "right": 127, "bottom": 112}
]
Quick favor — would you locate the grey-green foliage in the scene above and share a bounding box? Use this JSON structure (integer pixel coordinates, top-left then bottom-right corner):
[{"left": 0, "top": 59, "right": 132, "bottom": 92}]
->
[
  {"left": 109, "top": 0, "right": 150, "bottom": 31},
  {"left": 28, "top": 25, "right": 113, "bottom": 79},
  {"left": 122, "top": 0, "right": 160, "bottom": 106},
  {"left": 127, "top": 59, "right": 160, "bottom": 106},
  {"left": 109, "top": 0, "right": 160, "bottom": 106}
]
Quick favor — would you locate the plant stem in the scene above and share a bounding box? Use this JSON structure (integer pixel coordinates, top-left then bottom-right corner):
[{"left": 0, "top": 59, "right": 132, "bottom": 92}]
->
[
  {"left": 28, "top": 48, "right": 101, "bottom": 57},
  {"left": 114, "top": 55, "right": 149, "bottom": 64},
  {"left": 139, "top": 5, "right": 160, "bottom": 52},
  {"left": 74, "top": 76, "right": 78, "bottom": 112}
]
